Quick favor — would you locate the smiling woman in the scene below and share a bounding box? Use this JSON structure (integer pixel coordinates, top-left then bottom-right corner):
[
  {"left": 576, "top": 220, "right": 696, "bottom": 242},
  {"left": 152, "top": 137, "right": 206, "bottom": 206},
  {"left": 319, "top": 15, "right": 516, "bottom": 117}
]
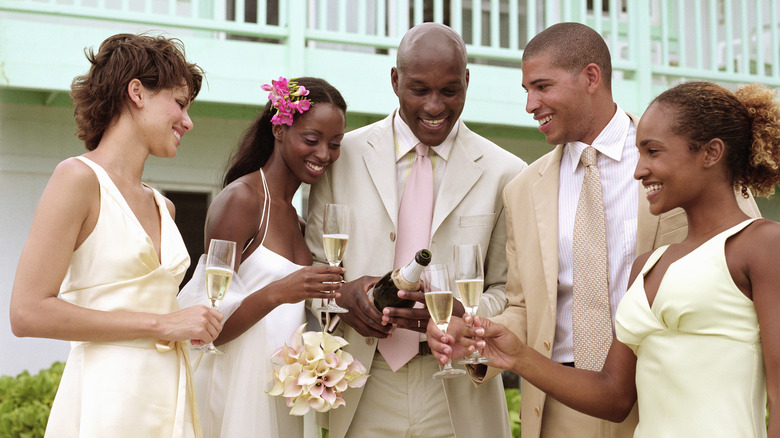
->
[
  {"left": 175, "top": 76, "right": 349, "bottom": 438},
  {"left": 8, "top": 33, "right": 219, "bottom": 438},
  {"left": 461, "top": 81, "right": 780, "bottom": 438}
]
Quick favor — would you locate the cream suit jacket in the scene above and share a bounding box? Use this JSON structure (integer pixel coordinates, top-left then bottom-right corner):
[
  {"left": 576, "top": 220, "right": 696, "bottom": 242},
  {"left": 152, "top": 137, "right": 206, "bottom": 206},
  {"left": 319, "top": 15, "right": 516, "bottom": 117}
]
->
[
  {"left": 478, "top": 116, "right": 761, "bottom": 438},
  {"left": 306, "top": 111, "right": 527, "bottom": 438}
]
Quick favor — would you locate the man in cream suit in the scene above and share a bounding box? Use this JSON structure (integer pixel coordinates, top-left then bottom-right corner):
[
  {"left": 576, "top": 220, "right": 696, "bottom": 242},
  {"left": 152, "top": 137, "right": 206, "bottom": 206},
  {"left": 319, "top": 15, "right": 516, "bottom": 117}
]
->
[
  {"left": 306, "top": 23, "right": 526, "bottom": 438},
  {"left": 428, "top": 22, "right": 760, "bottom": 438}
]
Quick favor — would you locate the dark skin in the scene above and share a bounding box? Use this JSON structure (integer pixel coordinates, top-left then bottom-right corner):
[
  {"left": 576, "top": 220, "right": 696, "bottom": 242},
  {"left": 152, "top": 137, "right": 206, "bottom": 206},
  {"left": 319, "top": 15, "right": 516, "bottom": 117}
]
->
[
  {"left": 208, "top": 103, "right": 347, "bottom": 345},
  {"left": 429, "top": 102, "right": 780, "bottom": 435},
  {"left": 333, "top": 23, "right": 469, "bottom": 338}
]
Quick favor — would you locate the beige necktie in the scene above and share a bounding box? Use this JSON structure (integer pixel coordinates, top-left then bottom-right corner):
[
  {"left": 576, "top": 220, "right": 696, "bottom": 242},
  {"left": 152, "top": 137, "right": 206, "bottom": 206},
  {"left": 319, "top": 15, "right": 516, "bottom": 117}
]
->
[{"left": 572, "top": 146, "right": 612, "bottom": 371}]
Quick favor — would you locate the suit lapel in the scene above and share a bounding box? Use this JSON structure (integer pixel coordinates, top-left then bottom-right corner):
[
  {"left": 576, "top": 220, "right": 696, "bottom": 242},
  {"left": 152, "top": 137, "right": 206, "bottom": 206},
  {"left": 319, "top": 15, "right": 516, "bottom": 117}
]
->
[
  {"left": 533, "top": 146, "right": 564, "bottom": 316},
  {"left": 635, "top": 182, "right": 659, "bottom": 256},
  {"left": 431, "top": 123, "right": 483, "bottom": 236},
  {"left": 362, "top": 116, "right": 400, "bottom": 228},
  {"left": 627, "top": 111, "right": 661, "bottom": 256}
]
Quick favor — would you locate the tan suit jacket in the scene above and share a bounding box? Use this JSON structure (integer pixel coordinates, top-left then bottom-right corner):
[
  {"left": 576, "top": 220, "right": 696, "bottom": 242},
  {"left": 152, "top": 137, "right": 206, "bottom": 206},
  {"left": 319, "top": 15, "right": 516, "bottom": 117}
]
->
[
  {"left": 306, "top": 111, "right": 527, "bottom": 438},
  {"left": 478, "top": 114, "right": 761, "bottom": 438}
]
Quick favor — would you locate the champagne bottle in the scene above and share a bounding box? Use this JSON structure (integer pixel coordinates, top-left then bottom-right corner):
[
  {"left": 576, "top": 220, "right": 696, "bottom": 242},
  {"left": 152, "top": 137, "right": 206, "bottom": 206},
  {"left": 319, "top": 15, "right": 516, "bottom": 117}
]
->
[{"left": 370, "top": 249, "right": 432, "bottom": 311}]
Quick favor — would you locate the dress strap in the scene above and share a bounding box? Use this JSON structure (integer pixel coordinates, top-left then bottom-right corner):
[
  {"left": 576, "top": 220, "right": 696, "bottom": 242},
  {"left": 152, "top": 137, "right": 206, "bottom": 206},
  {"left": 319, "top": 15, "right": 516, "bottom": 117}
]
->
[
  {"left": 720, "top": 218, "right": 758, "bottom": 238},
  {"left": 640, "top": 245, "right": 669, "bottom": 276},
  {"left": 258, "top": 169, "right": 271, "bottom": 248},
  {"left": 239, "top": 169, "right": 272, "bottom": 254}
]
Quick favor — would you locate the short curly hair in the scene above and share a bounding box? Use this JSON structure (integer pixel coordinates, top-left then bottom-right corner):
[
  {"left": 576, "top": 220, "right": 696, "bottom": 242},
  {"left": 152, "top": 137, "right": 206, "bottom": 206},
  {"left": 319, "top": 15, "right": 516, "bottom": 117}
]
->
[
  {"left": 70, "top": 33, "right": 205, "bottom": 151},
  {"left": 650, "top": 81, "right": 780, "bottom": 197}
]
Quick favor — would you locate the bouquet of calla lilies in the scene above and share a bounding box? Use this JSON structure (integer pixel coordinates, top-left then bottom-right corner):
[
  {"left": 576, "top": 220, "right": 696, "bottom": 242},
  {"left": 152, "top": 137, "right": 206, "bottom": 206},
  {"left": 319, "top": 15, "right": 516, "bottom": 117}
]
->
[{"left": 269, "top": 324, "right": 369, "bottom": 415}]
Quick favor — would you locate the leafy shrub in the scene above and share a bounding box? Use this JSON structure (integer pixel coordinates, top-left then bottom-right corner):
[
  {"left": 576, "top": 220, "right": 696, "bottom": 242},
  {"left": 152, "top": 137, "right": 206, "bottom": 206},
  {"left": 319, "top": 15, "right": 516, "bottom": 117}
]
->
[
  {"left": 0, "top": 362, "right": 64, "bottom": 438},
  {"left": 505, "top": 388, "right": 522, "bottom": 438}
]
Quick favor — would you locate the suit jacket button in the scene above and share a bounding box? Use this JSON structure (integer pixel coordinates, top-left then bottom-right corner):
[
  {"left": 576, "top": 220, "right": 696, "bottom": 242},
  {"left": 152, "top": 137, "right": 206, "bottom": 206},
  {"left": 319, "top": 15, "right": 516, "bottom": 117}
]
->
[
  {"left": 365, "top": 337, "right": 374, "bottom": 346},
  {"left": 543, "top": 341, "right": 551, "bottom": 351},
  {"left": 535, "top": 406, "right": 541, "bottom": 416},
  {"left": 390, "top": 232, "right": 396, "bottom": 242}
]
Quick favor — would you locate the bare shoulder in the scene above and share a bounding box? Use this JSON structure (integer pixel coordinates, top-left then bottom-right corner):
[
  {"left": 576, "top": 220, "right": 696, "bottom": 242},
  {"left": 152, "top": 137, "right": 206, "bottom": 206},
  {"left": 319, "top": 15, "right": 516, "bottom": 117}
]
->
[
  {"left": 162, "top": 196, "right": 176, "bottom": 219},
  {"left": 628, "top": 250, "right": 654, "bottom": 285},
  {"left": 52, "top": 157, "right": 99, "bottom": 188},
  {"left": 44, "top": 157, "right": 100, "bottom": 209},
  {"left": 211, "top": 175, "right": 262, "bottom": 216},
  {"left": 205, "top": 173, "right": 263, "bottom": 240},
  {"left": 735, "top": 218, "right": 780, "bottom": 256}
]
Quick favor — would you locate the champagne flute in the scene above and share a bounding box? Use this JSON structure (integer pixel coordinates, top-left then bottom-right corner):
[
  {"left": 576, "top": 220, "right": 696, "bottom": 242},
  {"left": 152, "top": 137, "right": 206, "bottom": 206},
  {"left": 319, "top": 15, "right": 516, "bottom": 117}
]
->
[
  {"left": 423, "top": 264, "right": 467, "bottom": 379},
  {"left": 455, "top": 243, "right": 492, "bottom": 365},
  {"left": 317, "top": 203, "right": 350, "bottom": 313},
  {"left": 193, "top": 238, "right": 236, "bottom": 354}
]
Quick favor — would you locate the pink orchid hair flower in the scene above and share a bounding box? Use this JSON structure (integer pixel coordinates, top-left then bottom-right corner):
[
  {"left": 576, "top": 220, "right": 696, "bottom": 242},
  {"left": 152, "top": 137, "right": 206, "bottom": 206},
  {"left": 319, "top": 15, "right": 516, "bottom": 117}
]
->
[{"left": 261, "top": 76, "right": 312, "bottom": 126}]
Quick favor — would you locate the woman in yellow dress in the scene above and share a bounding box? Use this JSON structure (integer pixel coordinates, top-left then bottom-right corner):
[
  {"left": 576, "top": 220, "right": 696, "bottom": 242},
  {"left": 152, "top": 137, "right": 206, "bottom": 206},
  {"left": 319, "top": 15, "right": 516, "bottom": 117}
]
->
[
  {"left": 434, "top": 81, "right": 780, "bottom": 437},
  {"left": 10, "top": 33, "right": 222, "bottom": 437}
]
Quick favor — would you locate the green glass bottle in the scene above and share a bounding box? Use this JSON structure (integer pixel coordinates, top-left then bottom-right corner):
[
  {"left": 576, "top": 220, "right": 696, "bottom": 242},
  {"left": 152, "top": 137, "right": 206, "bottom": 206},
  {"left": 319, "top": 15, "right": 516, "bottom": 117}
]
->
[{"left": 371, "top": 249, "right": 432, "bottom": 311}]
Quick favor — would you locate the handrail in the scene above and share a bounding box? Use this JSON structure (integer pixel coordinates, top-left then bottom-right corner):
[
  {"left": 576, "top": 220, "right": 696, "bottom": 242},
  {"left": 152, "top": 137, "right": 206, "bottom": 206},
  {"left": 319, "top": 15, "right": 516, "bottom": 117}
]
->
[{"left": 2, "top": 0, "right": 779, "bottom": 102}]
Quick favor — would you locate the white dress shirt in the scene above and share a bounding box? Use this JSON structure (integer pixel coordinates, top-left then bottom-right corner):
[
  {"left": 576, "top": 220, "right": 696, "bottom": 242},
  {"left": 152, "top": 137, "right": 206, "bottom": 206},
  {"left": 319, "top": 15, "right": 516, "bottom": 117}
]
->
[{"left": 552, "top": 105, "right": 639, "bottom": 363}]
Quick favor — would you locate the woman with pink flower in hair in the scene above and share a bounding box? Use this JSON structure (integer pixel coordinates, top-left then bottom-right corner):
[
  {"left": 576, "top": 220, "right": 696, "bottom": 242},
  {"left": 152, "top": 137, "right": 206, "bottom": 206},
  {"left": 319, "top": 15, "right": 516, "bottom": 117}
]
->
[{"left": 177, "top": 77, "right": 348, "bottom": 437}]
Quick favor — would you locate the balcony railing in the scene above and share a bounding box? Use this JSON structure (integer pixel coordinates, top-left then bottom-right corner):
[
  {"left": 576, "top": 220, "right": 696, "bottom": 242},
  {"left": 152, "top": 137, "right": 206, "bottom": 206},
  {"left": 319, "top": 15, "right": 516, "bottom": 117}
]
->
[{"left": 2, "top": 0, "right": 779, "bottom": 126}]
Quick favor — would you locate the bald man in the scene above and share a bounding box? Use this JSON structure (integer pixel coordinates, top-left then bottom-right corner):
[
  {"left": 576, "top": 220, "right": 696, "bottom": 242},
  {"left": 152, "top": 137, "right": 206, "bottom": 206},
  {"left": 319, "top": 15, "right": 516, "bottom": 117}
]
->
[{"left": 306, "top": 23, "right": 527, "bottom": 438}]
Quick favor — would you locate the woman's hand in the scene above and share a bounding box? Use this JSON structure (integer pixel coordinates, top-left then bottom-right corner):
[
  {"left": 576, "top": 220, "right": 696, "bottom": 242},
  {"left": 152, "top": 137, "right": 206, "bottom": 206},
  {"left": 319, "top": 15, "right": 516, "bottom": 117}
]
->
[
  {"left": 273, "top": 265, "right": 346, "bottom": 304},
  {"left": 471, "top": 316, "right": 524, "bottom": 372},
  {"left": 158, "top": 305, "right": 223, "bottom": 344},
  {"left": 427, "top": 315, "right": 473, "bottom": 365}
]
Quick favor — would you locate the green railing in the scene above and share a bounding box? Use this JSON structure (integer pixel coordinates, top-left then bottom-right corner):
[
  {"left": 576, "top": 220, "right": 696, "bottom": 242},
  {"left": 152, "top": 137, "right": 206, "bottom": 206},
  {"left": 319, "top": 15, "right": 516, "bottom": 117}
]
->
[{"left": 1, "top": 0, "right": 779, "bottom": 124}]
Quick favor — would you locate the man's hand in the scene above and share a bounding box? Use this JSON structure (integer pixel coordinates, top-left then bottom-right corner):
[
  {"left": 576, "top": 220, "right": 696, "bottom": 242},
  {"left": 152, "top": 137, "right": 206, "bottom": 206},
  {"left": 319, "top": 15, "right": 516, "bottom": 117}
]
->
[
  {"left": 334, "top": 276, "right": 392, "bottom": 338},
  {"left": 380, "top": 289, "right": 429, "bottom": 333}
]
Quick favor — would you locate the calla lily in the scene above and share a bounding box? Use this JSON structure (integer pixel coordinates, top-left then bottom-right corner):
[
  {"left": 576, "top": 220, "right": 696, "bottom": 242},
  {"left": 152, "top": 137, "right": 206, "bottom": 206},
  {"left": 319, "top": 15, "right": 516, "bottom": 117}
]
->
[
  {"left": 347, "top": 372, "right": 369, "bottom": 388},
  {"left": 319, "top": 353, "right": 339, "bottom": 371},
  {"left": 301, "top": 330, "right": 323, "bottom": 346},
  {"left": 307, "top": 394, "right": 328, "bottom": 413},
  {"left": 283, "top": 379, "right": 304, "bottom": 398},
  {"left": 333, "top": 377, "right": 349, "bottom": 393},
  {"left": 331, "top": 397, "right": 346, "bottom": 410},
  {"left": 322, "top": 332, "right": 348, "bottom": 353},
  {"left": 322, "top": 369, "right": 346, "bottom": 388},
  {"left": 320, "top": 385, "right": 337, "bottom": 405},
  {"left": 288, "top": 396, "right": 311, "bottom": 416},
  {"left": 297, "top": 367, "right": 318, "bottom": 386},
  {"left": 279, "top": 362, "right": 302, "bottom": 379},
  {"left": 302, "top": 344, "right": 325, "bottom": 364},
  {"left": 268, "top": 375, "right": 286, "bottom": 396}
]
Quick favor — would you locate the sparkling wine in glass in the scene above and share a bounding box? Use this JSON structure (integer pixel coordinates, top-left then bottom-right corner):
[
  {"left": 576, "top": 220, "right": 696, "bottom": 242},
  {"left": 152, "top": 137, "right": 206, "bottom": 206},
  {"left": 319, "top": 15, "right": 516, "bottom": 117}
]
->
[
  {"left": 423, "top": 264, "right": 466, "bottom": 379},
  {"left": 193, "top": 238, "right": 236, "bottom": 354},
  {"left": 317, "top": 204, "right": 349, "bottom": 313},
  {"left": 455, "top": 243, "right": 492, "bottom": 365}
]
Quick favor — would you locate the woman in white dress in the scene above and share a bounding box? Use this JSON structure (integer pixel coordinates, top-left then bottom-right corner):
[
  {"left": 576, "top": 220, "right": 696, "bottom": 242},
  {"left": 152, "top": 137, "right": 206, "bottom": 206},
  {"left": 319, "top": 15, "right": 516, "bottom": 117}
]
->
[
  {"left": 9, "top": 33, "right": 222, "bottom": 437},
  {"left": 179, "top": 77, "right": 347, "bottom": 437}
]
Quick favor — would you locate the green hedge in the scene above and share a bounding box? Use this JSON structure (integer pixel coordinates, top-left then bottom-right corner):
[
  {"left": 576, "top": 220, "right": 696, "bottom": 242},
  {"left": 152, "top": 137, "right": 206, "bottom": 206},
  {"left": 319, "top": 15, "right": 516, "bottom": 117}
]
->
[
  {"left": 0, "top": 362, "right": 63, "bottom": 438},
  {"left": 505, "top": 388, "right": 522, "bottom": 438}
]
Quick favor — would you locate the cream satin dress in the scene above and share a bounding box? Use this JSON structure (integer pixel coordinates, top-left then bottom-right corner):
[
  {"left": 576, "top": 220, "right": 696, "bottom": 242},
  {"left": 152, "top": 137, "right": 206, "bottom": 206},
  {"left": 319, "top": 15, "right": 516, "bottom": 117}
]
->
[
  {"left": 45, "top": 156, "right": 198, "bottom": 438},
  {"left": 616, "top": 219, "right": 766, "bottom": 437}
]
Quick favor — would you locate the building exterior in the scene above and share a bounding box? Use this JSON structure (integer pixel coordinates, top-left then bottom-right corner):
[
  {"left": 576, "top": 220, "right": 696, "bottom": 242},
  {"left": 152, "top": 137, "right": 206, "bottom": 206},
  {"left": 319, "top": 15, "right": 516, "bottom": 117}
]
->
[{"left": 2, "top": 0, "right": 779, "bottom": 376}]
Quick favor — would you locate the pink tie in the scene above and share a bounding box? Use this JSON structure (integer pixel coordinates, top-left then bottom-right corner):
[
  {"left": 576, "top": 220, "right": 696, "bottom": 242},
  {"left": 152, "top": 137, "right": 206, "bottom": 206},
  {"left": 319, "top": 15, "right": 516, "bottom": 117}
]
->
[{"left": 378, "top": 143, "right": 434, "bottom": 372}]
